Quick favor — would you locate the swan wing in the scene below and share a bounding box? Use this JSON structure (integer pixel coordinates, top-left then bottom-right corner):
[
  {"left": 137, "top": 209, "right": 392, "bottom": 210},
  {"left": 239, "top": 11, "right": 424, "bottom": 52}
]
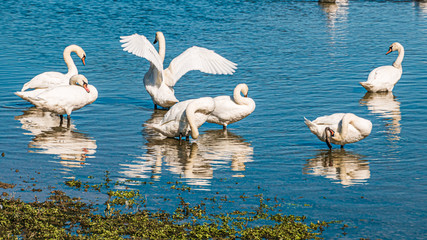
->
[
  {"left": 312, "top": 113, "right": 346, "bottom": 125},
  {"left": 15, "top": 89, "right": 47, "bottom": 102},
  {"left": 28, "top": 86, "right": 96, "bottom": 114},
  {"left": 367, "top": 66, "right": 401, "bottom": 85},
  {"left": 22, "top": 72, "right": 69, "bottom": 91},
  {"left": 120, "top": 33, "right": 164, "bottom": 72},
  {"left": 163, "top": 46, "right": 237, "bottom": 87}
]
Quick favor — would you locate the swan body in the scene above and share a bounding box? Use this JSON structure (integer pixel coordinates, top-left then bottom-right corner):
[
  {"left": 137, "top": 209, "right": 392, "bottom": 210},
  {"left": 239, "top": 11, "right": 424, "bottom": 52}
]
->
[
  {"left": 207, "top": 83, "right": 256, "bottom": 129},
  {"left": 360, "top": 42, "right": 404, "bottom": 92},
  {"left": 16, "top": 75, "right": 97, "bottom": 126},
  {"left": 21, "top": 45, "right": 86, "bottom": 92},
  {"left": 120, "top": 32, "right": 237, "bottom": 108},
  {"left": 304, "top": 113, "right": 372, "bottom": 149},
  {"left": 146, "top": 97, "right": 215, "bottom": 140}
]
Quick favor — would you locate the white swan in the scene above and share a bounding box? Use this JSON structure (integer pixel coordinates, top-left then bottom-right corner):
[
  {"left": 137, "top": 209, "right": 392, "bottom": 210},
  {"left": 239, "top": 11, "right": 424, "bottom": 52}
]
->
[
  {"left": 120, "top": 32, "right": 237, "bottom": 109},
  {"left": 21, "top": 45, "right": 86, "bottom": 92},
  {"left": 146, "top": 97, "right": 215, "bottom": 140},
  {"left": 304, "top": 113, "right": 372, "bottom": 149},
  {"left": 207, "top": 83, "right": 256, "bottom": 130},
  {"left": 16, "top": 75, "right": 97, "bottom": 127},
  {"left": 360, "top": 42, "right": 404, "bottom": 92}
]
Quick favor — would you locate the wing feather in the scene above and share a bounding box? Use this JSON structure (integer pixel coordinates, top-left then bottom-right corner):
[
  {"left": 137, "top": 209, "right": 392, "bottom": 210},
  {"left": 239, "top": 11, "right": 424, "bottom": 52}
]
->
[
  {"left": 163, "top": 46, "right": 237, "bottom": 87},
  {"left": 120, "top": 33, "right": 163, "bottom": 72}
]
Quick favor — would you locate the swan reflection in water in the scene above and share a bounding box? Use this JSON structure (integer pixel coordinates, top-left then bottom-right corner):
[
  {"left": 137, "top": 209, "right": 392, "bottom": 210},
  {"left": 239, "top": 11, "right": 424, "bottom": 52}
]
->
[
  {"left": 319, "top": 0, "right": 348, "bottom": 31},
  {"left": 414, "top": 0, "right": 427, "bottom": 15},
  {"left": 360, "top": 92, "right": 401, "bottom": 141},
  {"left": 119, "top": 110, "right": 253, "bottom": 187},
  {"left": 303, "top": 149, "right": 370, "bottom": 187},
  {"left": 15, "top": 107, "right": 97, "bottom": 170}
]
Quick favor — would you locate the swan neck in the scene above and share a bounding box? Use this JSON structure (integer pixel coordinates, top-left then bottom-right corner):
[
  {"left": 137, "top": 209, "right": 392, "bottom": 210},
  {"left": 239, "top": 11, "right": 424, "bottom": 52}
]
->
[
  {"left": 157, "top": 33, "right": 166, "bottom": 63},
  {"left": 393, "top": 46, "right": 404, "bottom": 69},
  {"left": 233, "top": 85, "right": 245, "bottom": 104},
  {"left": 63, "top": 46, "right": 78, "bottom": 77},
  {"left": 186, "top": 104, "right": 199, "bottom": 139},
  {"left": 338, "top": 113, "right": 354, "bottom": 140}
]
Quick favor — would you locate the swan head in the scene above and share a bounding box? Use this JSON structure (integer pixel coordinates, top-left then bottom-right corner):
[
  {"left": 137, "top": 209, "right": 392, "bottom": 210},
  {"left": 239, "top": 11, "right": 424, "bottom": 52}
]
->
[
  {"left": 386, "top": 42, "right": 403, "bottom": 55},
  {"left": 70, "top": 74, "right": 90, "bottom": 93},
  {"left": 241, "top": 84, "right": 249, "bottom": 97},
  {"left": 77, "top": 49, "right": 86, "bottom": 66},
  {"left": 235, "top": 83, "right": 249, "bottom": 97},
  {"left": 67, "top": 45, "right": 86, "bottom": 65},
  {"left": 325, "top": 127, "right": 335, "bottom": 149},
  {"left": 153, "top": 32, "right": 164, "bottom": 44}
]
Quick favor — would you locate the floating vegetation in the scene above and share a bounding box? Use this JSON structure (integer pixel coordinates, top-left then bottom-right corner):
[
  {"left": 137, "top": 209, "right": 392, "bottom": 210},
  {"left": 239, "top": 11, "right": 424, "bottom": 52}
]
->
[{"left": 0, "top": 172, "right": 340, "bottom": 239}]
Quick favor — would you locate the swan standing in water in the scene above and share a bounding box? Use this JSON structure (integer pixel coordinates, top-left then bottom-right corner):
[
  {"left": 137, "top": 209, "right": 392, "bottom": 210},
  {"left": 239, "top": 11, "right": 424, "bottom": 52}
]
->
[
  {"left": 304, "top": 113, "right": 372, "bottom": 149},
  {"left": 16, "top": 75, "right": 98, "bottom": 127},
  {"left": 120, "top": 32, "right": 237, "bottom": 109},
  {"left": 207, "top": 83, "right": 256, "bottom": 130},
  {"left": 360, "top": 42, "right": 404, "bottom": 92},
  {"left": 21, "top": 45, "right": 86, "bottom": 91},
  {"left": 146, "top": 97, "right": 215, "bottom": 140}
]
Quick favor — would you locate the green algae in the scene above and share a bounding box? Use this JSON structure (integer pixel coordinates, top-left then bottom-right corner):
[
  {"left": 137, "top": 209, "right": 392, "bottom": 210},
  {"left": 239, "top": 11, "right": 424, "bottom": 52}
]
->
[{"left": 0, "top": 173, "right": 340, "bottom": 239}]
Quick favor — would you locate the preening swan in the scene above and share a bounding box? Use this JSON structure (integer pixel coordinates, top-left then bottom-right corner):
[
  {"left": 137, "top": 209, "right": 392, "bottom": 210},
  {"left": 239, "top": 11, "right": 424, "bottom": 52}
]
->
[
  {"left": 21, "top": 45, "right": 86, "bottom": 92},
  {"left": 304, "top": 113, "right": 372, "bottom": 149},
  {"left": 146, "top": 97, "right": 215, "bottom": 140},
  {"left": 207, "top": 83, "right": 256, "bottom": 130},
  {"left": 360, "top": 42, "right": 404, "bottom": 92},
  {"left": 120, "top": 32, "right": 237, "bottom": 109},
  {"left": 16, "top": 75, "right": 97, "bottom": 127}
]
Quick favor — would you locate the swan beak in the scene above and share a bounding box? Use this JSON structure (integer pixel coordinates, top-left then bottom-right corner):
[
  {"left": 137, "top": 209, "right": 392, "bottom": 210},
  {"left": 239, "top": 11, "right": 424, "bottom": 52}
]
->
[
  {"left": 325, "top": 127, "right": 334, "bottom": 150},
  {"left": 83, "top": 83, "right": 90, "bottom": 93},
  {"left": 386, "top": 48, "right": 392, "bottom": 55},
  {"left": 81, "top": 55, "right": 86, "bottom": 65},
  {"left": 153, "top": 38, "right": 158, "bottom": 44}
]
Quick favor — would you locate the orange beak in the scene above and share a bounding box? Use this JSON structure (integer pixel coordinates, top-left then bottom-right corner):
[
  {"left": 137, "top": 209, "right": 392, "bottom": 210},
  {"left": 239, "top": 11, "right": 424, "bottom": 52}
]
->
[
  {"left": 81, "top": 56, "right": 86, "bottom": 65},
  {"left": 83, "top": 83, "right": 90, "bottom": 93},
  {"left": 386, "top": 48, "right": 392, "bottom": 55}
]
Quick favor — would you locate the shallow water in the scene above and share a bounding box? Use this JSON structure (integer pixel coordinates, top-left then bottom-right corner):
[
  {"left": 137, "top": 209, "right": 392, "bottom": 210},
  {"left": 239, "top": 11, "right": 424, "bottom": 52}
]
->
[{"left": 1, "top": 0, "right": 427, "bottom": 238}]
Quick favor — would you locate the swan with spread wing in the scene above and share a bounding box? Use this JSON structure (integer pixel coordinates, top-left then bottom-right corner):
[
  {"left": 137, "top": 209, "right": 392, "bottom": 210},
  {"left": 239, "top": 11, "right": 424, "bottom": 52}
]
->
[{"left": 120, "top": 32, "right": 237, "bottom": 109}]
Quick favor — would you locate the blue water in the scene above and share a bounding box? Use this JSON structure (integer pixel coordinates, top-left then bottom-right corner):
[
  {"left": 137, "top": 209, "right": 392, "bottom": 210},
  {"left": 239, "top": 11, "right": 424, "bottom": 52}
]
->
[{"left": 1, "top": 0, "right": 427, "bottom": 239}]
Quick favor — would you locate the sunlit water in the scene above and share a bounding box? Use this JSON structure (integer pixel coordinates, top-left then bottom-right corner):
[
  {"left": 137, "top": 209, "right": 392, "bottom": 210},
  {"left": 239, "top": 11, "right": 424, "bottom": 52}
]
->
[{"left": 1, "top": 1, "right": 426, "bottom": 239}]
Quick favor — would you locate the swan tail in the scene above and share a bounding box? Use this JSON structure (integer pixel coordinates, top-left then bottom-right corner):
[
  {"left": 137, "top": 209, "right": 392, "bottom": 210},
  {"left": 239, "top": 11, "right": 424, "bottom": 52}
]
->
[
  {"left": 15, "top": 91, "right": 32, "bottom": 102},
  {"left": 359, "top": 82, "right": 375, "bottom": 92},
  {"left": 304, "top": 117, "right": 317, "bottom": 132},
  {"left": 15, "top": 91, "right": 25, "bottom": 98},
  {"left": 21, "top": 83, "right": 30, "bottom": 92}
]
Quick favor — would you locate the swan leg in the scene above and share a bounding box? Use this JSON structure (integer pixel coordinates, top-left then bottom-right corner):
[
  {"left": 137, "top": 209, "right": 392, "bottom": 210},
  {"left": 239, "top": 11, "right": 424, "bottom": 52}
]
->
[
  {"left": 154, "top": 104, "right": 157, "bottom": 110},
  {"left": 67, "top": 115, "right": 71, "bottom": 128},
  {"left": 341, "top": 145, "right": 344, "bottom": 149},
  {"left": 185, "top": 136, "right": 189, "bottom": 141},
  {"left": 223, "top": 125, "right": 227, "bottom": 130},
  {"left": 59, "top": 115, "right": 64, "bottom": 126}
]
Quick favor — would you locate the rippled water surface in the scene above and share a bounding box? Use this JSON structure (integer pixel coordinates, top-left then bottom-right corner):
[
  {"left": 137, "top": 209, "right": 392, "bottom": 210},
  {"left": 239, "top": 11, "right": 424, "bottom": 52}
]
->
[{"left": 1, "top": 0, "right": 426, "bottom": 239}]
